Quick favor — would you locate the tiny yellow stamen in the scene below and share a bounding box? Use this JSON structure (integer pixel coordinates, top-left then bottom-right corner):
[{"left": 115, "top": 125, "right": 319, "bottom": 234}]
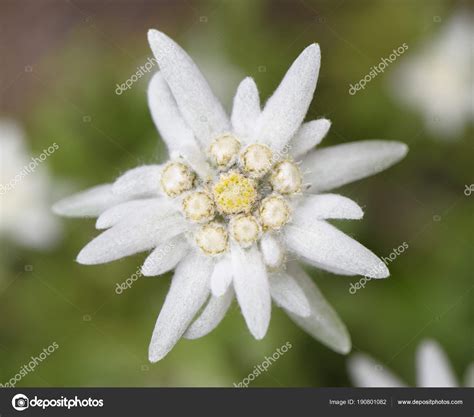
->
[{"left": 212, "top": 171, "right": 257, "bottom": 215}]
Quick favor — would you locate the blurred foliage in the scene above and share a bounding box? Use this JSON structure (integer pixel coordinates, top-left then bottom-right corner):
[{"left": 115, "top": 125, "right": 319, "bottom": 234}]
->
[{"left": 1, "top": 0, "right": 472, "bottom": 387}]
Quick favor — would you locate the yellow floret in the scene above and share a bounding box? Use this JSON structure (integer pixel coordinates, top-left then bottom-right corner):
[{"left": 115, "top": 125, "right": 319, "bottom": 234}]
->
[{"left": 212, "top": 171, "right": 257, "bottom": 215}]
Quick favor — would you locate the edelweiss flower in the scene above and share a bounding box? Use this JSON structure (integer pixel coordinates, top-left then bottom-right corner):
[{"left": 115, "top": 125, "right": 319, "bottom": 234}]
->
[
  {"left": 390, "top": 11, "right": 474, "bottom": 139},
  {"left": 348, "top": 339, "right": 474, "bottom": 387},
  {"left": 0, "top": 119, "right": 60, "bottom": 249},
  {"left": 53, "top": 30, "right": 408, "bottom": 362}
]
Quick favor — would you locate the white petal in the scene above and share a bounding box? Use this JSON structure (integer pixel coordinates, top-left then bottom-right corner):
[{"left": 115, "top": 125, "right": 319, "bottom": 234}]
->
[
  {"left": 293, "top": 194, "right": 363, "bottom": 221},
  {"left": 177, "top": 144, "right": 213, "bottom": 181},
  {"left": 141, "top": 235, "right": 189, "bottom": 276},
  {"left": 231, "top": 77, "right": 260, "bottom": 140},
  {"left": 231, "top": 244, "right": 271, "bottom": 339},
  {"left": 284, "top": 221, "right": 389, "bottom": 278},
  {"left": 260, "top": 233, "right": 285, "bottom": 268},
  {"left": 113, "top": 165, "right": 162, "bottom": 198},
  {"left": 269, "top": 271, "right": 310, "bottom": 317},
  {"left": 348, "top": 353, "right": 406, "bottom": 387},
  {"left": 302, "top": 140, "right": 408, "bottom": 192},
  {"left": 148, "top": 74, "right": 212, "bottom": 180},
  {"left": 210, "top": 256, "right": 233, "bottom": 297},
  {"left": 464, "top": 363, "right": 474, "bottom": 388},
  {"left": 252, "top": 44, "right": 320, "bottom": 152},
  {"left": 96, "top": 198, "right": 174, "bottom": 229},
  {"left": 291, "top": 119, "right": 331, "bottom": 158},
  {"left": 52, "top": 184, "right": 126, "bottom": 218},
  {"left": 77, "top": 211, "right": 186, "bottom": 265},
  {"left": 285, "top": 263, "right": 351, "bottom": 354},
  {"left": 183, "top": 288, "right": 234, "bottom": 340},
  {"left": 148, "top": 252, "right": 212, "bottom": 362},
  {"left": 148, "top": 30, "right": 230, "bottom": 147},
  {"left": 300, "top": 260, "right": 355, "bottom": 276},
  {"left": 416, "top": 339, "right": 458, "bottom": 387},
  {"left": 148, "top": 72, "right": 198, "bottom": 153}
]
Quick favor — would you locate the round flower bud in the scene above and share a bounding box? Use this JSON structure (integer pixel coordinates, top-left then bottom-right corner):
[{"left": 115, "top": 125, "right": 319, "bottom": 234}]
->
[
  {"left": 270, "top": 161, "right": 302, "bottom": 194},
  {"left": 182, "top": 191, "right": 215, "bottom": 223},
  {"left": 195, "top": 222, "right": 228, "bottom": 255},
  {"left": 160, "top": 162, "right": 195, "bottom": 197},
  {"left": 240, "top": 144, "right": 273, "bottom": 177},
  {"left": 229, "top": 214, "right": 261, "bottom": 248},
  {"left": 259, "top": 195, "right": 291, "bottom": 231},
  {"left": 209, "top": 133, "right": 241, "bottom": 169}
]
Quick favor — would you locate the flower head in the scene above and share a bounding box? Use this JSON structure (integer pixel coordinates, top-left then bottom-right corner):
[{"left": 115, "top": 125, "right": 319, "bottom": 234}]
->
[
  {"left": 390, "top": 11, "right": 474, "bottom": 139},
  {"left": 53, "top": 30, "right": 408, "bottom": 362},
  {"left": 1, "top": 119, "right": 60, "bottom": 250}
]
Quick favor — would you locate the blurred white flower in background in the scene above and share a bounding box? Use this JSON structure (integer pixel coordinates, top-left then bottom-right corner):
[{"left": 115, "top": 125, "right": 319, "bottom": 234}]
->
[
  {"left": 390, "top": 11, "right": 474, "bottom": 140},
  {"left": 0, "top": 119, "right": 60, "bottom": 249},
  {"left": 348, "top": 339, "right": 474, "bottom": 387}
]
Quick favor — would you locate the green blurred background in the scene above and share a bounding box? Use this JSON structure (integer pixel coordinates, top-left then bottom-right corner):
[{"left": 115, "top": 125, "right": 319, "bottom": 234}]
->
[{"left": 1, "top": 0, "right": 472, "bottom": 387}]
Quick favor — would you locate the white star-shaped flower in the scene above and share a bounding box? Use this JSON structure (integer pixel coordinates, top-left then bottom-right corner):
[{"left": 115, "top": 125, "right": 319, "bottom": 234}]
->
[
  {"left": 390, "top": 11, "right": 474, "bottom": 139},
  {"left": 348, "top": 339, "right": 474, "bottom": 387},
  {"left": 53, "top": 30, "right": 408, "bottom": 362}
]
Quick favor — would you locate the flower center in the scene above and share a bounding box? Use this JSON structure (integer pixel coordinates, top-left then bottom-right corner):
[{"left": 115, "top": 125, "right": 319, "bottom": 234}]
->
[
  {"left": 182, "top": 191, "right": 215, "bottom": 223},
  {"left": 259, "top": 195, "right": 291, "bottom": 230},
  {"left": 212, "top": 171, "right": 257, "bottom": 215},
  {"left": 160, "top": 161, "right": 195, "bottom": 197},
  {"left": 195, "top": 222, "right": 228, "bottom": 255},
  {"left": 160, "top": 138, "right": 300, "bottom": 255}
]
